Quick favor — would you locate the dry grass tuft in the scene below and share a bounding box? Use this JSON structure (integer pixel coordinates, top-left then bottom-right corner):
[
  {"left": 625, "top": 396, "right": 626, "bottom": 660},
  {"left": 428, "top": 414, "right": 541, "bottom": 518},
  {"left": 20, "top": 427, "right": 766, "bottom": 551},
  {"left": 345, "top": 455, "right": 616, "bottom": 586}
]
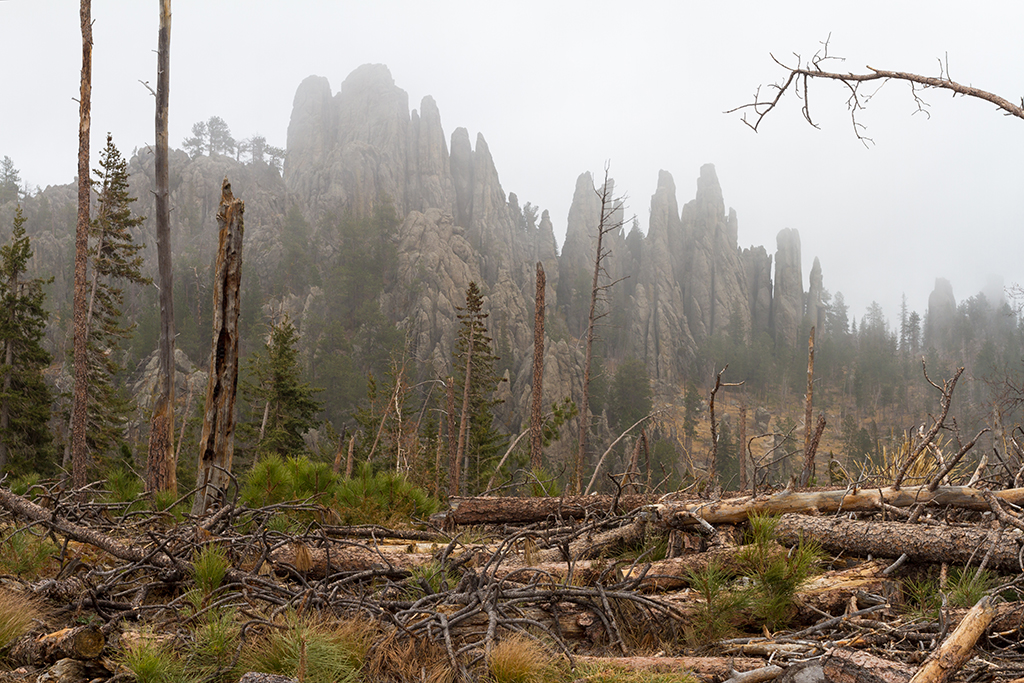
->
[
  {"left": 0, "top": 588, "right": 42, "bottom": 651},
  {"left": 365, "top": 626, "right": 455, "bottom": 683},
  {"left": 486, "top": 633, "right": 560, "bottom": 683}
]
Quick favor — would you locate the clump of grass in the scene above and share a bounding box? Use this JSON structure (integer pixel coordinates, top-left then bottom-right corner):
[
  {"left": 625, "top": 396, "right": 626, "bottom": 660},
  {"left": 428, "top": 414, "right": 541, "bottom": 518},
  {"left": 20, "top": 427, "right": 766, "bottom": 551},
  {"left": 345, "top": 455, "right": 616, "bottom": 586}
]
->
[
  {"left": 119, "top": 638, "right": 185, "bottom": 683},
  {"left": 404, "top": 561, "right": 455, "bottom": 598},
  {"left": 486, "top": 633, "right": 561, "bottom": 683},
  {"left": 0, "top": 529, "right": 57, "bottom": 579},
  {"left": 683, "top": 560, "right": 749, "bottom": 646},
  {"left": 902, "top": 570, "right": 941, "bottom": 618},
  {"left": 331, "top": 462, "right": 441, "bottom": 526},
  {"left": 737, "top": 513, "right": 822, "bottom": 631},
  {"left": 102, "top": 465, "right": 146, "bottom": 513},
  {"left": 0, "top": 588, "right": 42, "bottom": 652},
  {"left": 182, "top": 608, "right": 242, "bottom": 682},
  {"left": 240, "top": 614, "right": 371, "bottom": 683},
  {"left": 949, "top": 566, "right": 998, "bottom": 608},
  {"left": 8, "top": 473, "right": 41, "bottom": 498},
  {"left": 573, "top": 662, "right": 698, "bottom": 683},
  {"left": 192, "top": 544, "right": 230, "bottom": 601}
]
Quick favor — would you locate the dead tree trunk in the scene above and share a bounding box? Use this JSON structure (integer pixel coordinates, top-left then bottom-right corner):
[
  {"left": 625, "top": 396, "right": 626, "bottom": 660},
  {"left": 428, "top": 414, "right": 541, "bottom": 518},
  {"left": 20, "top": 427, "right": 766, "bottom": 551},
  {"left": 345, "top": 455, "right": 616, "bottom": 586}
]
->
[
  {"left": 575, "top": 167, "right": 625, "bottom": 493},
  {"left": 192, "top": 179, "right": 244, "bottom": 516},
  {"left": 894, "top": 364, "right": 963, "bottom": 490},
  {"left": 799, "top": 326, "right": 815, "bottom": 487},
  {"left": 444, "top": 494, "right": 657, "bottom": 525},
  {"left": 647, "top": 484, "right": 1024, "bottom": 527},
  {"left": 446, "top": 376, "right": 458, "bottom": 495},
  {"left": 739, "top": 401, "right": 748, "bottom": 490},
  {"left": 70, "top": 0, "right": 92, "bottom": 489},
  {"left": 775, "top": 514, "right": 1021, "bottom": 570},
  {"left": 146, "top": 0, "right": 176, "bottom": 495},
  {"left": 909, "top": 595, "right": 996, "bottom": 683},
  {"left": 530, "top": 262, "right": 545, "bottom": 470}
]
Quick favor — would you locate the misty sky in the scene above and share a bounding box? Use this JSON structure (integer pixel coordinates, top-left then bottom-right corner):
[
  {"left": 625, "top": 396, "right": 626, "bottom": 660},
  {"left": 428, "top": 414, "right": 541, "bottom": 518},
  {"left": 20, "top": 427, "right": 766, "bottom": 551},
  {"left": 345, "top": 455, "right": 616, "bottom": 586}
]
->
[{"left": 2, "top": 1, "right": 1022, "bottom": 330}]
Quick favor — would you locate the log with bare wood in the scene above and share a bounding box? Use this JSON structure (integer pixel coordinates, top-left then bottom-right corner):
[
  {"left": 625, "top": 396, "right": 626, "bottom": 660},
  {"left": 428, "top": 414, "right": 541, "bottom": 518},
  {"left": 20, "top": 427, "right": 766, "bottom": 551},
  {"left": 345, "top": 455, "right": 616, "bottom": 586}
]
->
[
  {"left": 774, "top": 514, "right": 1022, "bottom": 570},
  {"left": 268, "top": 541, "right": 436, "bottom": 578},
  {"left": 10, "top": 625, "right": 105, "bottom": 665},
  {"left": 574, "top": 655, "right": 771, "bottom": 681},
  {"left": 820, "top": 648, "right": 916, "bottom": 683},
  {"left": 443, "top": 494, "right": 658, "bottom": 525},
  {"left": 909, "top": 595, "right": 996, "bottom": 683},
  {"left": 646, "top": 485, "right": 1024, "bottom": 528}
]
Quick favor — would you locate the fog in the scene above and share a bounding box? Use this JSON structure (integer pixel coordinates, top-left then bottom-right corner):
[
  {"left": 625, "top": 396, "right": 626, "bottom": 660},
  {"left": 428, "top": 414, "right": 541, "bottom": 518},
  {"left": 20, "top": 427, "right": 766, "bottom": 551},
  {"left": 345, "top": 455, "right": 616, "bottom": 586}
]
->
[{"left": 2, "top": 0, "right": 1022, "bottom": 327}]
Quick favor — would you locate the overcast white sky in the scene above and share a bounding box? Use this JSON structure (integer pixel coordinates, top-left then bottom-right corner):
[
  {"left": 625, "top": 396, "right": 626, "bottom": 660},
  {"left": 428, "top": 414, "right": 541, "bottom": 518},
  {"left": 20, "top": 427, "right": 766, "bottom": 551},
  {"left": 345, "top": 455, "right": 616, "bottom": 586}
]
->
[{"left": 2, "top": 0, "right": 1023, "bottom": 328}]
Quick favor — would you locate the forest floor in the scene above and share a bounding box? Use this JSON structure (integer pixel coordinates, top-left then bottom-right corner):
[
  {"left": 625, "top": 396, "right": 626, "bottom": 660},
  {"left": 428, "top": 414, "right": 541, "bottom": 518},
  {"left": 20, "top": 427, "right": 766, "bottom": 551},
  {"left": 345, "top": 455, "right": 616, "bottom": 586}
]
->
[{"left": 2, "top": 476, "right": 1024, "bottom": 683}]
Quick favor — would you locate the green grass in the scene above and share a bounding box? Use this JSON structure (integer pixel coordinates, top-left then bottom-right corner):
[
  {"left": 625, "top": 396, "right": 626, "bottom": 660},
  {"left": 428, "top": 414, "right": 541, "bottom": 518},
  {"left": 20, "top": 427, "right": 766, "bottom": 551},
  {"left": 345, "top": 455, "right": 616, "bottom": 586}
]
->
[
  {"left": 192, "top": 544, "right": 230, "bottom": 601},
  {"left": 683, "top": 560, "right": 750, "bottom": 646},
  {"left": 0, "top": 528, "right": 57, "bottom": 579},
  {"left": 0, "top": 588, "right": 41, "bottom": 652},
  {"left": 119, "top": 638, "right": 186, "bottom": 683},
  {"left": 239, "top": 614, "right": 371, "bottom": 683}
]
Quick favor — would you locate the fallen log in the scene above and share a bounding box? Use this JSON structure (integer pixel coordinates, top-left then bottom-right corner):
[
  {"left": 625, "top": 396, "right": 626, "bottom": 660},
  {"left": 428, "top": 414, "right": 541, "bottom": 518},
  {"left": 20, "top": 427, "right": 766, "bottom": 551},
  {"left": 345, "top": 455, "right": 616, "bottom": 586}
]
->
[
  {"left": 574, "top": 655, "right": 770, "bottom": 682},
  {"left": 646, "top": 485, "right": 1024, "bottom": 528},
  {"left": 774, "top": 514, "right": 1022, "bottom": 570},
  {"left": 9, "top": 625, "right": 105, "bottom": 665},
  {"left": 910, "top": 595, "right": 996, "bottom": 683},
  {"left": 268, "top": 541, "right": 436, "bottom": 578},
  {"left": 820, "top": 649, "right": 916, "bottom": 683},
  {"left": 443, "top": 494, "right": 657, "bottom": 525}
]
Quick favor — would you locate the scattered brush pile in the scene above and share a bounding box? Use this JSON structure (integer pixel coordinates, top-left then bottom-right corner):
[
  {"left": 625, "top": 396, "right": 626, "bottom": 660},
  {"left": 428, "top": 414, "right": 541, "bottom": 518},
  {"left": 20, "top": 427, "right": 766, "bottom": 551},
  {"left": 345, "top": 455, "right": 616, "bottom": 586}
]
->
[{"left": 3, "top": 454, "right": 1024, "bottom": 683}]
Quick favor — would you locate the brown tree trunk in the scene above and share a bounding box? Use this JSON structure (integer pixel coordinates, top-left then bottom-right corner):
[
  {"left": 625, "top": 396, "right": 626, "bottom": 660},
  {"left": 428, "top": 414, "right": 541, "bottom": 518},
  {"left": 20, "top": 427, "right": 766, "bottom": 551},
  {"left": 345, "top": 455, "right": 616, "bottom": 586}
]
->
[
  {"left": 455, "top": 334, "right": 473, "bottom": 496},
  {"left": 146, "top": 0, "right": 176, "bottom": 495},
  {"left": 739, "top": 401, "right": 747, "bottom": 490},
  {"left": 446, "top": 376, "right": 457, "bottom": 495},
  {"left": 822, "top": 649, "right": 916, "bottom": 683},
  {"left": 10, "top": 625, "right": 105, "bottom": 665},
  {"left": 192, "top": 179, "right": 244, "bottom": 516},
  {"left": 70, "top": 0, "right": 92, "bottom": 490},
  {"left": 775, "top": 514, "right": 1021, "bottom": 570},
  {"left": 648, "top": 484, "right": 1024, "bottom": 528},
  {"left": 530, "top": 262, "right": 545, "bottom": 470},
  {"left": 800, "top": 326, "right": 815, "bottom": 487},
  {"left": 444, "top": 493, "right": 658, "bottom": 525}
]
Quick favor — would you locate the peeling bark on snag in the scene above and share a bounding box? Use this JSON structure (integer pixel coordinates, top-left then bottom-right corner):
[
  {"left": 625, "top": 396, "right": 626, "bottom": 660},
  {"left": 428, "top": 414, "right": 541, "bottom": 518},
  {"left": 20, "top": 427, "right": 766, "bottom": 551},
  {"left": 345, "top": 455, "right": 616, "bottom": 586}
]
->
[
  {"left": 193, "top": 179, "right": 244, "bottom": 516},
  {"left": 775, "top": 514, "right": 1022, "bottom": 570}
]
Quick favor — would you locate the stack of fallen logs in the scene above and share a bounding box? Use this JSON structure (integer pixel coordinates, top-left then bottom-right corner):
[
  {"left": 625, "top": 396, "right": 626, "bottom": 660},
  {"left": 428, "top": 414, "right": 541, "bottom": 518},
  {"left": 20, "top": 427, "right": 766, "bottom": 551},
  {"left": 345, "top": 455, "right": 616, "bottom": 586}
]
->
[{"left": 2, "top": 483, "right": 1024, "bottom": 683}]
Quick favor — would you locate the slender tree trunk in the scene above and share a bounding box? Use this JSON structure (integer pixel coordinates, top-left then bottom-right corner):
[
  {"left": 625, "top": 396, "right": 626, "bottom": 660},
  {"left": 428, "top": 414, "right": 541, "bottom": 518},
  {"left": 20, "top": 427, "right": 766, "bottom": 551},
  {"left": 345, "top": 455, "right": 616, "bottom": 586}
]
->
[
  {"left": 70, "top": 0, "right": 92, "bottom": 490},
  {"left": 799, "top": 326, "right": 816, "bottom": 487},
  {"left": 192, "top": 179, "right": 243, "bottom": 516},
  {"left": 455, "top": 332, "right": 474, "bottom": 496},
  {"left": 530, "top": 262, "right": 545, "bottom": 470},
  {"left": 146, "top": 0, "right": 176, "bottom": 495},
  {"left": 0, "top": 278, "right": 15, "bottom": 470},
  {"left": 446, "top": 376, "right": 458, "bottom": 495},
  {"left": 739, "top": 401, "right": 747, "bottom": 490}
]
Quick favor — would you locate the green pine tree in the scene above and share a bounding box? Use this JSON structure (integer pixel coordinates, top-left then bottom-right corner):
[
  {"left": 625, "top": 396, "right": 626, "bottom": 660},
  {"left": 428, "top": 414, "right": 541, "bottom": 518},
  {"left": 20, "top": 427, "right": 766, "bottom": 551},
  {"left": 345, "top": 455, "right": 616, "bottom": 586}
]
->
[
  {"left": 453, "top": 282, "right": 507, "bottom": 493},
  {"left": 242, "top": 318, "right": 323, "bottom": 458},
  {"left": 0, "top": 206, "right": 55, "bottom": 476},
  {"left": 80, "top": 134, "right": 151, "bottom": 463}
]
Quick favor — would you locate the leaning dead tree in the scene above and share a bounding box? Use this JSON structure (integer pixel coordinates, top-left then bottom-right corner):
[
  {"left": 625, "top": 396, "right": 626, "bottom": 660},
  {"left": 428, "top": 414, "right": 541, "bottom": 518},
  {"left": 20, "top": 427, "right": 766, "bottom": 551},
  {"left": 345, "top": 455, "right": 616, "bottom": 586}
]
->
[
  {"left": 574, "top": 166, "right": 627, "bottom": 493},
  {"left": 728, "top": 36, "right": 1024, "bottom": 143},
  {"left": 192, "top": 179, "right": 244, "bottom": 516}
]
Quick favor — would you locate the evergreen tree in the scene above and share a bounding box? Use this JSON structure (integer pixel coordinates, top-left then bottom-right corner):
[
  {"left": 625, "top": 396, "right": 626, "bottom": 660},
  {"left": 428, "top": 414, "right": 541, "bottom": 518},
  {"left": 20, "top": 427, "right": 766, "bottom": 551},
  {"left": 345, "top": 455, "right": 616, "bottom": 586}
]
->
[
  {"left": 0, "top": 206, "right": 55, "bottom": 475},
  {"left": 79, "top": 134, "right": 151, "bottom": 461},
  {"left": 0, "top": 157, "right": 21, "bottom": 204},
  {"left": 453, "top": 282, "right": 506, "bottom": 493},
  {"left": 242, "top": 318, "right": 323, "bottom": 457},
  {"left": 609, "top": 357, "right": 652, "bottom": 433}
]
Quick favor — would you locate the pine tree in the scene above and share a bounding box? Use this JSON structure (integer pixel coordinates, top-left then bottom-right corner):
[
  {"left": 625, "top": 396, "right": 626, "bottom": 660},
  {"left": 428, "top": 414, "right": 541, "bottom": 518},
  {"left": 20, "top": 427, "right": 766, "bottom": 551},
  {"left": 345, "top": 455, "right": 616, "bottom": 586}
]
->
[
  {"left": 243, "top": 318, "right": 323, "bottom": 458},
  {"left": 0, "top": 157, "right": 21, "bottom": 204},
  {"left": 452, "top": 282, "right": 506, "bottom": 494},
  {"left": 77, "top": 134, "right": 151, "bottom": 462},
  {"left": 0, "top": 206, "right": 55, "bottom": 475}
]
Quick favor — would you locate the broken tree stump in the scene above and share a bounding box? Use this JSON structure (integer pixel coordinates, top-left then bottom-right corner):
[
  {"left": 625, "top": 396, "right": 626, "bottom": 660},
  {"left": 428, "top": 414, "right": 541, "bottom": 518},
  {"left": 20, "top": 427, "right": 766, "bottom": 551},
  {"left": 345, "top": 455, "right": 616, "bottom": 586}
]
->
[
  {"left": 10, "top": 625, "right": 105, "bottom": 665},
  {"left": 193, "top": 178, "right": 245, "bottom": 516},
  {"left": 774, "top": 514, "right": 1022, "bottom": 570}
]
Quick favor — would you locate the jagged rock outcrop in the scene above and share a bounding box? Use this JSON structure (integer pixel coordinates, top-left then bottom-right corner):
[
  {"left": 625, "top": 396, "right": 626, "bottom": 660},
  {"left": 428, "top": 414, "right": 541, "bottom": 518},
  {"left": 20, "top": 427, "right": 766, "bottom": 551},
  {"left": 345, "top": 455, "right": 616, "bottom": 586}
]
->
[
  {"left": 926, "top": 277, "right": 957, "bottom": 348},
  {"left": 743, "top": 246, "right": 773, "bottom": 335},
  {"left": 806, "top": 257, "right": 826, "bottom": 333},
  {"left": 772, "top": 228, "right": 804, "bottom": 349}
]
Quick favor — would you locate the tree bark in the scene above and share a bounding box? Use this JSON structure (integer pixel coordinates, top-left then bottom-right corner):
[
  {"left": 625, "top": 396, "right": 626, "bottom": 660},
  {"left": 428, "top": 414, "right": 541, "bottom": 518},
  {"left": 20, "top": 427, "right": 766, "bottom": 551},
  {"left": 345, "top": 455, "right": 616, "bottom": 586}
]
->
[
  {"left": 70, "top": 0, "right": 92, "bottom": 490},
  {"left": 10, "top": 625, "right": 104, "bottom": 665},
  {"left": 146, "top": 0, "right": 176, "bottom": 495},
  {"left": 530, "top": 262, "right": 545, "bottom": 470},
  {"left": 573, "top": 655, "right": 769, "bottom": 680},
  {"left": 774, "top": 514, "right": 1021, "bottom": 570},
  {"left": 909, "top": 595, "right": 996, "bottom": 683},
  {"left": 821, "top": 649, "right": 916, "bottom": 683},
  {"left": 647, "top": 484, "right": 1024, "bottom": 528},
  {"left": 800, "top": 326, "right": 815, "bottom": 487},
  {"left": 192, "top": 179, "right": 244, "bottom": 515},
  {"left": 444, "top": 494, "right": 658, "bottom": 525},
  {"left": 446, "top": 376, "right": 458, "bottom": 495}
]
